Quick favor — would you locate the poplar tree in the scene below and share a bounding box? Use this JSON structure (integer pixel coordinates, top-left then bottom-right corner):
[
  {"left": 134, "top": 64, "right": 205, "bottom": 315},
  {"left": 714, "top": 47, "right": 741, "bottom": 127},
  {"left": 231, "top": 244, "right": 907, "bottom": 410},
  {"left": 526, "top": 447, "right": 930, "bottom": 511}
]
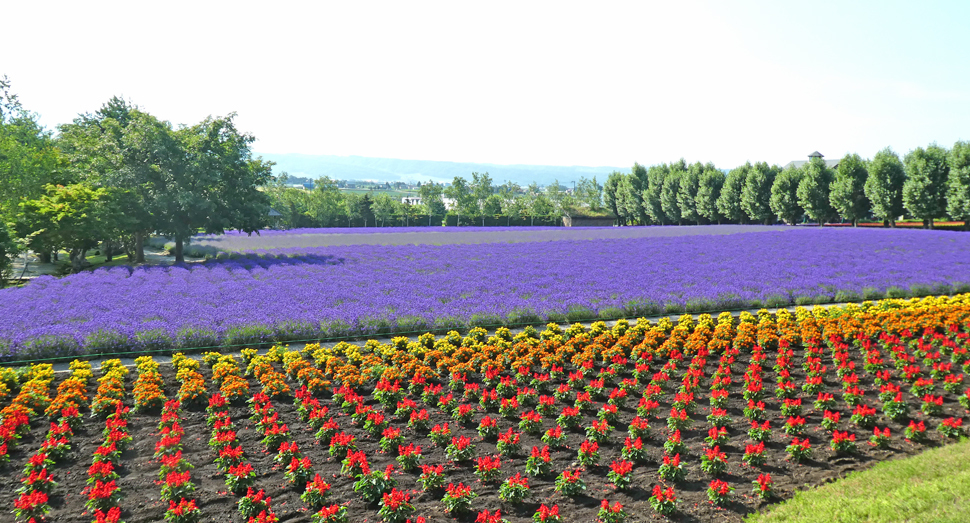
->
[
  {"left": 829, "top": 153, "right": 869, "bottom": 226},
  {"left": 865, "top": 147, "right": 906, "bottom": 227}
]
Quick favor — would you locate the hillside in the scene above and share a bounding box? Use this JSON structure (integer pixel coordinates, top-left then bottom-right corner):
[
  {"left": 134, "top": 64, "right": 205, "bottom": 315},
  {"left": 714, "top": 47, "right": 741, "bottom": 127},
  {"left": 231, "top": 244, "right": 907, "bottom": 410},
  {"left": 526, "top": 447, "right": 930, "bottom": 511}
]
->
[{"left": 255, "top": 152, "right": 626, "bottom": 187}]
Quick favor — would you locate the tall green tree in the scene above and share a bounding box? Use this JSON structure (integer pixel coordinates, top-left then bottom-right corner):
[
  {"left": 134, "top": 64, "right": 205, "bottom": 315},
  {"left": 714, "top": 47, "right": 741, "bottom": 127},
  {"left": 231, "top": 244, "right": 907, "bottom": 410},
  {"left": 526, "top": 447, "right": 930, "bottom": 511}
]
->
[
  {"left": 470, "top": 171, "right": 494, "bottom": 224},
  {"left": 677, "top": 162, "right": 704, "bottom": 225},
  {"left": 617, "top": 163, "right": 648, "bottom": 224},
  {"left": 372, "top": 193, "right": 397, "bottom": 227},
  {"left": 575, "top": 176, "right": 602, "bottom": 213},
  {"left": 160, "top": 113, "right": 272, "bottom": 262},
  {"left": 418, "top": 181, "right": 446, "bottom": 222},
  {"left": 57, "top": 99, "right": 164, "bottom": 262},
  {"left": 696, "top": 167, "right": 724, "bottom": 224},
  {"left": 947, "top": 141, "right": 970, "bottom": 230},
  {"left": 717, "top": 163, "right": 749, "bottom": 223},
  {"left": 602, "top": 172, "right": 624, "bottom": 223},
  {"left": 797, "top": 156, "right": 835, "bottom": 225},
  {"left": 741, "top": 162, "right": 779, "bottom": 224},
  {"left": 644, "top": 164, "right": 669, "bottom": 225},
  {"left": 903, "top": 144, "right": 950, "bottom": 228},
  {"left": 18, "top": 183, "right": 111, "bottom": 272},
  {"left": 660, "top": 168, "right": 683, "bottom": 225},
  {"left": 0, "top": 76, "right": 63, "bottom": 224},
  {"left": 308, "top": 176, "right": 346, "bottom": 227},
  {"left": 444, "top": 176, "right": 474, "bottom": 224},
  {"left": 770, "top": 165, "right": 804, "bottom": 225},
  {"left": 829, "top": 153, "right": 869, "bottom": 226},
  {"left": 525, "top": 182, "right": 554, "bottom": 225},
  {"left": 497, "top": 181, "right": 524, "bottom": 225},
  {"left": 865, "top": 147, "right": 906, "bottom": 227}
]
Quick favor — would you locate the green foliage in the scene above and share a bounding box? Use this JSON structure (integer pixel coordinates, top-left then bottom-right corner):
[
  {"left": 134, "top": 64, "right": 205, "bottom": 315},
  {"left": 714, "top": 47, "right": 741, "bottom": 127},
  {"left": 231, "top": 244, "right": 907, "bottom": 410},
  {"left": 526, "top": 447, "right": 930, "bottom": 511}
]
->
[
  {"left": 660, "top": 169, "right": 683, "bottom": 224},
  {"left": 770, "top": 165, "right": 804, "bottom": 225},
  {"left": 677, "top": 162, "right": 704, "bottom": 225},
  {"left": 948, "top": 141, "right": 970, "bottom": 227},
  {"left": 865, "top": 147, "right": 906, "bottom": 227},
  {"left": 797, "top": 156, "right": 835, "bottom": 224},
  {"left": 904, "top": 144, "right": 950, "bottom": 227},
  {"left": 830, "top": 153, "right": 869, "bottom": 224},
  {"left": 717, "top": 164, "right": 748, "bottom": 223},
  {"left": 602, "top": 172, "right": 624, "bottom": 221},
  {"left": 741, "top": 162, "right": 779, "bottom": 224},
  {"left": 696, "top": 167, "right": 725, "bottom": 223}
]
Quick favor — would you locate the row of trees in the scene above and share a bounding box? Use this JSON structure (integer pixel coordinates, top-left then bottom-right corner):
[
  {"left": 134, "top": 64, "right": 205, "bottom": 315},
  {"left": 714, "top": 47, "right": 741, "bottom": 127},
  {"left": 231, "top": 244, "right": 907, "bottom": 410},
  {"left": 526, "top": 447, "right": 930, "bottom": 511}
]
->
[
  {"left": 0, "top": 77, "right": 273, "bottom": 280},
  {"left": 603, "top": 146, "right": 970, "bottom": 229},
  {"left": 265, "top": 172, "right": 606, "bottom": 229}
]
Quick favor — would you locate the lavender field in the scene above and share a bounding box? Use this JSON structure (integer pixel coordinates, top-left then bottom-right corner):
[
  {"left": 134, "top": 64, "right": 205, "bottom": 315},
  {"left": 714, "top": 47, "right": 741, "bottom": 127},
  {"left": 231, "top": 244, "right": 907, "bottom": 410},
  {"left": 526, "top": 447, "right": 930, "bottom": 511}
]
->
[
  {"left": 195, "top": 224, "right": 793, "bottom": 250},
  {"left": 2, "top": 227, "right": 970, "bottom": 360}
]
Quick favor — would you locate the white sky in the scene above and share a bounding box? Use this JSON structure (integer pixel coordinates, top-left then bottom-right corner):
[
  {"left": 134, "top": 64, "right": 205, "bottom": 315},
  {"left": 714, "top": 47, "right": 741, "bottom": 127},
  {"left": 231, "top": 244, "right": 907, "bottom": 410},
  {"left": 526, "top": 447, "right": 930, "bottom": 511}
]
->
[{"left": 4, "top": 0, "right": 969, "bottom": 169}]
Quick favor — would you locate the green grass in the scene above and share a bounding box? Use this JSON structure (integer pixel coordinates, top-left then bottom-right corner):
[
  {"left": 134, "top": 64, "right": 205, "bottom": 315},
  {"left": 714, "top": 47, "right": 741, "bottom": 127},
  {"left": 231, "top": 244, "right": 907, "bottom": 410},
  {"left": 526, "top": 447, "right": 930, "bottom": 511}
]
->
[{"left": 747, "top": 438, "right": 970, "bottom": 523}]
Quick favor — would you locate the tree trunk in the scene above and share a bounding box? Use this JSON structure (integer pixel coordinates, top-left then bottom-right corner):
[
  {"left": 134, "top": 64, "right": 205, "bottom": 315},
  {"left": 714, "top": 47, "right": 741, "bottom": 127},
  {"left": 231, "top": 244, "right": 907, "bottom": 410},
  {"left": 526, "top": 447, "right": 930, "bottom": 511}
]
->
[
  {"left": 38, "top": 252, "right": 51, "bottom": 264},
  {"left": 104, "top": 241, "right": 114, "bottom": 262},
  {"left": 852, "top": 218, "right": 858, "bottom": 227},
  {"left": 889, "top": 218, "right": 896, "bottom": 228},
  {"left": 70, "top": 248, "right": 86, "bottom": 273},
  {"left": 174, "top": 237, "right": 185, "bottom": 264},
  {"left": 135, "top": 232, "right": 145, "bottom": 263},
  {"left": 928, "top": 219, "right": 934, "bottom": 230}
]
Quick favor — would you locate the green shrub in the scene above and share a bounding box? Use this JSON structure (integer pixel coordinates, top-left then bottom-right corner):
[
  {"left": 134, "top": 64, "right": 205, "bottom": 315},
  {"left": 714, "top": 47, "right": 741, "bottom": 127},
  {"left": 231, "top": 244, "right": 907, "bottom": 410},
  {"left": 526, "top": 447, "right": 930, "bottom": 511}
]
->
[
  {"left": 566, "top": 305, "right": 597, "bottom": 323},
  {"left": 175, "top": 327, "right": 219, "bottom": 350},
  {"left": 223, "top": 324, "right": 275, "bottom": 349},
  {"left": 862, "top": 287, "right": 884, "bottom": 300},
  {"left": 468, "top": 314, "right": 503, "bottom": 329},
  {"left": 907, "top": 283, "right": 934, "bottom": 297},
  {"left": 84, "top": 329, "right": 130, "bottom": 355},
  {"left": 833, "top": 290, "right": 861, "bottom": 303},
  {"left": 624, "top": 299, "right": 661, "bottom": 317},
  {"left": 886, "top": 286, "right": 909, "bottom": 299},
  {"left": 663, "top": 301, "right": 685, "bottom": 315},
  {"left": 506, "top": 309, "right": 541, "bottom": 326},
  {"left": 135, "top": 329, "right": 174, "bottom": 352},
  {"left": 597, "top": 307, "right": 626, "bottom": 321},
  {"left": 764, "top": 294, "right": 791, "bottom": 308},
  {"left": 275, "top": 321, "right": 321, "bottom": 342},
  {"left": 685, "top": 298, "right": 717, "bottom": 313},
  {"left": 21, "top": 335, "right": 80, "bottom": 360}
]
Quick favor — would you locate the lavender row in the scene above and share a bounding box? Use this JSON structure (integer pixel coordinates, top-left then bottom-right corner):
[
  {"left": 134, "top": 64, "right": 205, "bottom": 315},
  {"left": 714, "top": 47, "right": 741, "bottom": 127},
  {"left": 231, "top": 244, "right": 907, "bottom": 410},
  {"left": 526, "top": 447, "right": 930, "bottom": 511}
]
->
[{"left": 2, "top": 227, "right": 969, "bottom": 361}]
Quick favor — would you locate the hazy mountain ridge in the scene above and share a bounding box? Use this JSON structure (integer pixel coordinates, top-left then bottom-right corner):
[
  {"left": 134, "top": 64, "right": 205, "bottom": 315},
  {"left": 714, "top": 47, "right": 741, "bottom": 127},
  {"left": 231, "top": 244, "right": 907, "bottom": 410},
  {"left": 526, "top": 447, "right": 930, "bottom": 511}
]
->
[{"left": 256, "top": 152, "right": 626, "bottom": 186}]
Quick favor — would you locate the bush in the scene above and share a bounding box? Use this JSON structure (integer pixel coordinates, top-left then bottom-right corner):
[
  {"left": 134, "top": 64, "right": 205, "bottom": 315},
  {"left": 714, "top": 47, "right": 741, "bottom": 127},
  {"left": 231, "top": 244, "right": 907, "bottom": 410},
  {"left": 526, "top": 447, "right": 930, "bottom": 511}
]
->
[
  {"left": 623, "top": 299, "right": 661, "bottom": 317},
  {"left": 21, "top": 334, "right": 80, "bottom": 360},
  {"left": 886, "top": 286, "right": 909, "bottom": 299},
  {"left": 764, "top": 294, "right": 791, "bottom": 308},
  {"left": 834, "top": 290, "right": 861, "bottom": 303},
  {"left": 176, "top": 327, "right": 219, "bottom": 350},
  {"left": 684, "top": 299, "right": 717, "bottom": 313},
  {"left": 909, "top": 284, "right": 934, "bottom": 297},
  {"left": 598, "top": 307, "right": 626, "bottom": 321},
  {"left": 135, "top": 329, "right": 174, "bottom": 352},
  {"left": 275, "top": 321, "right": 321, "bottom": 343},
  {"left": 566, "top": 305, "right": 597, "bottom": 323},
  {"left": 506, "top": 308, "right": 542, "bottom": 326},
  {"left": 862, "top": 287, "right": 885, "bottom": 300},
  {"left": 85, "top": 329, "right": 131, "bottom": 355},
  {"left": 223, "top": 324, "right": 275, "bottom": 349}
]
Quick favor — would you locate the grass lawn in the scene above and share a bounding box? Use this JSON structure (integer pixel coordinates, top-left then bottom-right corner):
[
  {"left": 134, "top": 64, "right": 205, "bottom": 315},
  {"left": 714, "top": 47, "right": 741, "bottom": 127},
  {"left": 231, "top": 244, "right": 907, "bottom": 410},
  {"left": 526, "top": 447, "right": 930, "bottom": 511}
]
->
[{"left": 747, "top": 438, "right": 970, "bottom": 523}]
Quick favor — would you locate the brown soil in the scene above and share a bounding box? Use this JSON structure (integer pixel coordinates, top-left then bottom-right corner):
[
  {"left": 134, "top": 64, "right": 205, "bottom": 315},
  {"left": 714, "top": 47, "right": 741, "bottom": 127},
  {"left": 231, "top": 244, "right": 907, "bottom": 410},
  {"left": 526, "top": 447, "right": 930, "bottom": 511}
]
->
[{"left": 0, "top": 342, "right": 963, "bottom": 523}]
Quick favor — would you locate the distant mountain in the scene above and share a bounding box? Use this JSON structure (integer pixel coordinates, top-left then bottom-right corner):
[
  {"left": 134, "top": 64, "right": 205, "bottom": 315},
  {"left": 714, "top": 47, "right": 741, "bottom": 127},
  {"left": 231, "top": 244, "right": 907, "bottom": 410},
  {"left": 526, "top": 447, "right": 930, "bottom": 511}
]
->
[{"left": 255, "top": 153, "right": 627, "bottom": 187}]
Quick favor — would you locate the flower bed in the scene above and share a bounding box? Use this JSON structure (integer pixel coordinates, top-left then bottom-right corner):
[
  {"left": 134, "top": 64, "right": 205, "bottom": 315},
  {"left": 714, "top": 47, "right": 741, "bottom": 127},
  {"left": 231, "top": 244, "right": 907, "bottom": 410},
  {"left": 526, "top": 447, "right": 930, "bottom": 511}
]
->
[
  {"left": 3, "top": 228, "right": 970, "bottom": 360},
  {"left": 0, "top": 295, "right": 967, "bottom": 522}
]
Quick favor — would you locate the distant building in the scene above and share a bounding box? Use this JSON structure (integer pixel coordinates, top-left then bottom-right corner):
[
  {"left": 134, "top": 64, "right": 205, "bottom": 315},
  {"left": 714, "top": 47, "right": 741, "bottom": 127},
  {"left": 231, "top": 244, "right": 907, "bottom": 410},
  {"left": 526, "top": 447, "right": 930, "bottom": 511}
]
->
[
  {"left": 784, "top": 151, "right": 841, "bottom": 170},
  {"left": 401, "top": 196, "right": 422, "bottom": 206}
]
